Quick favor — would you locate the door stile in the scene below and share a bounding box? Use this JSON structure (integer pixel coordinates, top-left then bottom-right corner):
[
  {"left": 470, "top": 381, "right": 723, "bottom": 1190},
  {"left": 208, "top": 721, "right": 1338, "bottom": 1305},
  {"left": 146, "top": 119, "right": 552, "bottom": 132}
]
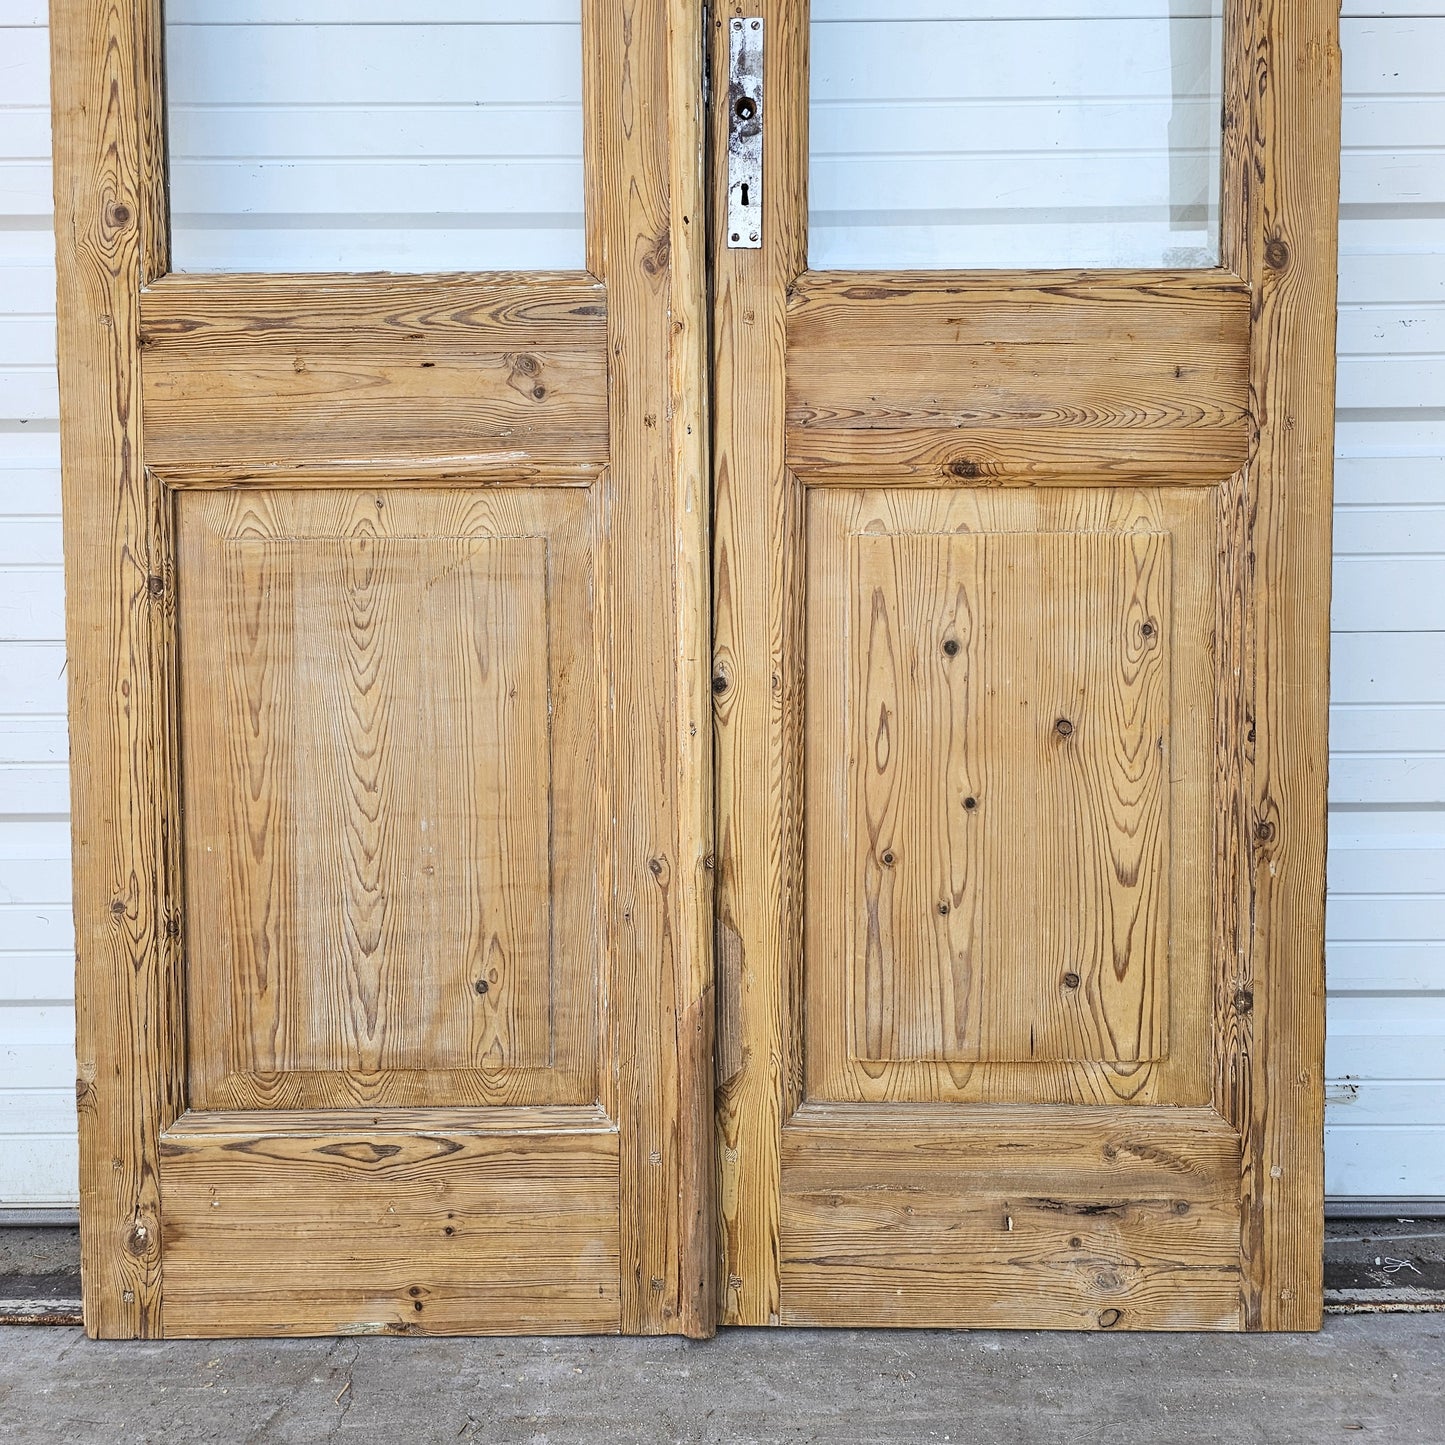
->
[
  {"left": 582, "top": 0, "right": 716, "bottom": 1338},
  {"left": 710, "top": 0, "right": 810, "bottom": 1328},
  {"left": 56, "top": 0, "right": 715, "bottom": 1338},
  {"left": 1218, "top": 0, "right": 1340, "bottom": 1331},
  {"left": 52, "top": 0, "right": 178, "bottom": 1339}
]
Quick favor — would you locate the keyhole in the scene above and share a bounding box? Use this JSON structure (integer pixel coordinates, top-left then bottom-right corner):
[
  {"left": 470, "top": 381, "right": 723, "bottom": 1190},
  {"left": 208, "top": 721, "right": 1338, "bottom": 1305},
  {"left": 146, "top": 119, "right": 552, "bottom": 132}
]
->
[
  {"left": 735, "top": 96, "right": 756, "bottom": 122},
  {"left": 741, "top": 182, "right": 750, "bottom": 208}
]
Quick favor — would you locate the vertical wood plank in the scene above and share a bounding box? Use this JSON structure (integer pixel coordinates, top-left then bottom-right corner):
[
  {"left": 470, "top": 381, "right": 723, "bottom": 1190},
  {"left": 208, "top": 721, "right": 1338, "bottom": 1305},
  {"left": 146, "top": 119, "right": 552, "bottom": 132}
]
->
[
  {"left": 1225, "top": 0, "right": 1339, "bottom": 1330},
  {"left": 52, "top": 0, "right": 181, "bottom": 1338},
  {"left": 584, "top": 0, "right": 715, "bottom": 1336},
  {"left": 711, "top": 0, "right": 810, "bottom": 1330}
]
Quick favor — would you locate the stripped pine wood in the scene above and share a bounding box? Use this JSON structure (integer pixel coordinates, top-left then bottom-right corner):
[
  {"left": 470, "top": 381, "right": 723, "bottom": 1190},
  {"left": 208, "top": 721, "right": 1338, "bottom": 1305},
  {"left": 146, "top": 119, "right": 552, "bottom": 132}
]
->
[
  {"left": 178, "top": 490, "right": 597, "bottom": 1112},
  {"left": 786, "top": 272, "right": 1251, "bottom": 483},
  {"left": 714, "top": 0, "right": 1334, "bottom": 1332},
  {"left": 55, "top": 0, "right": 714, "bottom": 1338},
  {"left": 710, "top": 0, "right": 811, "bottom": 1331},
  {"left": 804, "top": 487, "right": 1214, "bottom": 1110},
  {"left": 140, "top": 275, "right": 609, "bottom": 483},
  {"left": 779, "top": 1105, "right": 1243, "bottom": 1331},
  {"left": 1219, "top": 0, "right": 1339, "bottom": 1331},
  {"left": 582, "top": 0, "right": 714, "bottom": 1338},
  {"left": 158, "top": 1125, "right": 621, "bottom": 1337},
  {"left": 51, "top": 0, "right": 182, "bottom": 1339},
  {"left": 838, "top": 530, "right": 1170, "bottom": 1067}
]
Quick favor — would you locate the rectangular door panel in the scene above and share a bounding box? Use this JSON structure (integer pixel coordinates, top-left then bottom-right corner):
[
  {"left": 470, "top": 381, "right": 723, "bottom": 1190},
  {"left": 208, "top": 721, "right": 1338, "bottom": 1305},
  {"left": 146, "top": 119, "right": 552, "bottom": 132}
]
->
[
  {"left": 805, "top": 487, "right": 1215, "bottom": 1107},
  {"left": 158, "top": 1120, "right": 620, "bottom": 1337},
  {"left": 179, "top": 490, "right": 599, "bottom": 1110}
]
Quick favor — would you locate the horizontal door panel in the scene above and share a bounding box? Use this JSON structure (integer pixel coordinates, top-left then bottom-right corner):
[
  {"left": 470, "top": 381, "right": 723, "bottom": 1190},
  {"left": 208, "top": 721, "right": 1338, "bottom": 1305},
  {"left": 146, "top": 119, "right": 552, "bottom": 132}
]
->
[
  {"left": 780, "top": 1103, "right": 1243, "bottom": 1331},
  {"left": 786, "top": 272, "right": 1251, "bottom": 483},
  {"left": 158, "top": 1118, "right": 620, "bottom": 1337},
  {"left": 140, "top": 274, "right": 608, "bottom": 484}
]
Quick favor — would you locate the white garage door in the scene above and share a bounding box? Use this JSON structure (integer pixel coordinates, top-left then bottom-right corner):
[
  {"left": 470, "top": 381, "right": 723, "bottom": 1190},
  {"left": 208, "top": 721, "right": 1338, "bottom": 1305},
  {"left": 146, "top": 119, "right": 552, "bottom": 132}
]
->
[{"left": 1, "top": 0, "right": 1442, "bottom": 1211}]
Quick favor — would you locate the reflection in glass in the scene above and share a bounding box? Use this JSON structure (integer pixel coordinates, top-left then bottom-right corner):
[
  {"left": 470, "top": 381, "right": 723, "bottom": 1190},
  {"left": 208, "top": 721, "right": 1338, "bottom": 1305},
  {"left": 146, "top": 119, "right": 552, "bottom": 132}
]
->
[
  {"left": 166, "top": 1, "right": 585, "bottom": 273},
  {"left": 810, "top": 1, "right": 1224, "bottom": 270}
]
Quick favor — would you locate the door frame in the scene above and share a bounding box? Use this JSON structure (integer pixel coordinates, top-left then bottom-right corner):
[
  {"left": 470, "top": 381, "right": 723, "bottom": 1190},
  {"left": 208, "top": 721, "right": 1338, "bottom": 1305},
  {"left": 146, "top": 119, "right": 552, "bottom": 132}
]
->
[
  {"left": 52, "top": 0, "right": 715, "bottom": 1337},
  {"left": 710, "top": 0, "right": 1340, "bottom": 1329}
]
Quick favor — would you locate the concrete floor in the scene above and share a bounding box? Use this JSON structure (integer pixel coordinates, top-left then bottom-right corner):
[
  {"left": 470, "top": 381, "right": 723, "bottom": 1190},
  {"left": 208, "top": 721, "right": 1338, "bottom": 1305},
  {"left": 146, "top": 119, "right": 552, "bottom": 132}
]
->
[{"left": 0, "top": 1317, "right": 1440, "bottom": 1445}]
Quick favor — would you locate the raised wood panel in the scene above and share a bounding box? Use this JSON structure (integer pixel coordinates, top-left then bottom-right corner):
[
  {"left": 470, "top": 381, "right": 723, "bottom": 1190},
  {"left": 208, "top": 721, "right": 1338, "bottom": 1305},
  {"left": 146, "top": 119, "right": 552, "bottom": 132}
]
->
[
  {"left": 178, "top": 489, "right": 599, "bottom": 1111},
  {"left": 838, "top": 529, "right": 1171, "bottom": 1067},
  {"left": 779, "top": 1104, "right": 1243, "bottom": 1331},
  {"left": 158, "top": 1119, "right": 621, "bottom": 1337},
  {"left": 785, "top": 272, "right": 1251, "bottom": 484},
  {"left": 139, "top": 274, "right": 609, "bottom": 484},
  {"left": 805, "top": 487, "right": 1215, "bottom": 1108}
]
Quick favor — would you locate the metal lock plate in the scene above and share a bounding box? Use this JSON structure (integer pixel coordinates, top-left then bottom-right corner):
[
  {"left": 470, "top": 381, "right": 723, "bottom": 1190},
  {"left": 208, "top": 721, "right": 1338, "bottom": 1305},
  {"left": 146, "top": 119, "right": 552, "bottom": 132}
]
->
[{"left": 727, "top": 18, "right": 763, "bottom": 249}]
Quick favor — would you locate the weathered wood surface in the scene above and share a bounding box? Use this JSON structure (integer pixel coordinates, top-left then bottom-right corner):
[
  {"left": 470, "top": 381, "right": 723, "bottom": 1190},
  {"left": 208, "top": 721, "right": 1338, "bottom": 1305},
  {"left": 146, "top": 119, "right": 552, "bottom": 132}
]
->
[
  {"left": 178, "top": 489, "right": 599, "bottom": 1113},
  {"left": 1219, "top": 0, "right": 1339, "bottom": 1331},
  {"left": 710, "top": 0, "right": 811, "bottom": 1329},
  {"left": 583, "top": 0, "right": 715, "bottom": 1337},
  {"left": 52, "top": 0, "right": 183, "bottom": 1339},
  {"left": 786, "top": 272, "right": 1251, "bottom": 483},
  {"left": 56, "top": 0, "right": 715, "bottom": 1339},
  {"left": 804, "top": 487, "right": 1216, "bottom": 1110},
  {"left": 140, "top": 274, "right": 609, "bottom": 484},
  {"left": 714, "top": 1, "right": 1335, "bottom": 1334},
  {"left": 159, "top": 1123, "right": 622, "bottom": 1337},
  {"left": 779, "top": 1105, "right": 1243, "bottom": 1331},
  {"left": 840, "top": 529, "right": 1172, "bottom": 1065}
]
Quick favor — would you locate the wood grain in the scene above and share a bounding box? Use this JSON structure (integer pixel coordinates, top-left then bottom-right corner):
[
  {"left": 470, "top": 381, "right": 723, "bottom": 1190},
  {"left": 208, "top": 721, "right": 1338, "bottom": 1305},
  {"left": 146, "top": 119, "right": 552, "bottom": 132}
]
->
[
  {"left": 786, "top": 271, "right": 1251, "bottom": 483},
  {"left": 52, "top": 0, "right": 184, "bottom": 1339},
  {"left": 805, "top": 487, "right": 1215, "bottom": 1109},
  {"left": 159, "top": 1121, "right": 621, "bottom": 1337},
  {"left": 178, "top": 489, "right": 598, "bottom": 1112},
  {"left": 839, "top": 529, "right": 1170, "bottom": 1067},
  {"left": 710, "top": 0, "right": 811, "bottom": 1330},
  {"left": 140, "top": 274, "right": 609, "bottom": 484},
  {"left": 1221, "top": 0, "right": 1339, "bottom": 1331},
  {"left": 715, "top": 0, "right": 1334, "bottom": 1333},
  {"left": 780, "top": 1104, "right": 1242, "bottom": 1331},
  {"left": 58, "top": 0, "right": 715, "bottom": 1338},
  {"left": 584, "top": 0, "right": 715, "bottom": 1336}
]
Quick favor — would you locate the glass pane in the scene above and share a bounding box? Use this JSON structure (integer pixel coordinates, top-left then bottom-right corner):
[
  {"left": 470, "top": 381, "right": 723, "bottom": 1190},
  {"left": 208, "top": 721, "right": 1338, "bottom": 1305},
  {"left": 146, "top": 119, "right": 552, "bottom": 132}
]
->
[
  {"left": 810, "top": 1, "right": 1224, "bottom": 270},
  {"left": 166, "top": 1, "right": 585, "bottom": 273}
]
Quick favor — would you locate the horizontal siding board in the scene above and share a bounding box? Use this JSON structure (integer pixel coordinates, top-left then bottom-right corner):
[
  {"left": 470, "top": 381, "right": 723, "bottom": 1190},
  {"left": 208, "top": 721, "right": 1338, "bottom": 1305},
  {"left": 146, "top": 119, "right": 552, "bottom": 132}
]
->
[
  {"left": 0, "top": 1006, "right": 72, "bottom": 1089},
  {"left": 1326, "top": 1128, "right": 1445, "bottom": 1199},
  {"left": 0, "top": 567, "right": 63, "bottom": 641},
  {"left": 0, "top": 644, "right": 67, "bottom": 713}
]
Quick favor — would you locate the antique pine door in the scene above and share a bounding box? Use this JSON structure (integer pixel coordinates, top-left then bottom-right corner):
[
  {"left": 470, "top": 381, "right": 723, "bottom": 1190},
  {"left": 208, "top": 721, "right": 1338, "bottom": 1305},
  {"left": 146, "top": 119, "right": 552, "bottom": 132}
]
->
[
  {"left": 713, "top": 1, "right": 1340, "bottom": 1330},
  {"left": 53, "top": 1, "right": 713, "bottom": 1337}
]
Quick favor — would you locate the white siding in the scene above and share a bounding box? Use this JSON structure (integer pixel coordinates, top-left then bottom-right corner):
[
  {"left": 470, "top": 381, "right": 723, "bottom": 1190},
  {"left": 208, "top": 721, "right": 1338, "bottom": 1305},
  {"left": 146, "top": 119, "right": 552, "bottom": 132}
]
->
[
  {"left": 0, "top": 0, "right": 72, "bottom": 1210},
  {"left": 0, "top": 4, "right": 1442, "bottom": 1207}
]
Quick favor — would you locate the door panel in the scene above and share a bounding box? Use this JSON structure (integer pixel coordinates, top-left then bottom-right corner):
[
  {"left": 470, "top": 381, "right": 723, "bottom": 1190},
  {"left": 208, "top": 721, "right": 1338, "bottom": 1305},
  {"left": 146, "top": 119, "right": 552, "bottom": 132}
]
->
[
  {"left": 713, "top": 0, "right": 1338, "bottom": 1331},
  {"left": 178, "top": 490, "right": 598, "bottom": 1110},
  {"left": 54, "top": 0, "right": 711, "bottom": 1338}
]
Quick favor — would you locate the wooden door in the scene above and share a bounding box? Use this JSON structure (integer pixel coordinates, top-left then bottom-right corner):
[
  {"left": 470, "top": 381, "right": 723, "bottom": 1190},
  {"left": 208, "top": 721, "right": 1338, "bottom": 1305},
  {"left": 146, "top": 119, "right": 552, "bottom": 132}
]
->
[
  {"left": 53, "top": 0, "right": 713, "bottom": 1338},
  {"left": 712, "top": 1, "right": 1339, "bottom": 1330}
]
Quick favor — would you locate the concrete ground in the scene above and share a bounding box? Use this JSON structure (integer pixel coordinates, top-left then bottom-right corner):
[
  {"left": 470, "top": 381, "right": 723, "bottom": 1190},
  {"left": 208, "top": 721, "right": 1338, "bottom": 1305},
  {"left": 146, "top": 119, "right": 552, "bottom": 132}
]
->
[{"left": 0, "top": 1316, "right": 1440, "bottom": 1445}]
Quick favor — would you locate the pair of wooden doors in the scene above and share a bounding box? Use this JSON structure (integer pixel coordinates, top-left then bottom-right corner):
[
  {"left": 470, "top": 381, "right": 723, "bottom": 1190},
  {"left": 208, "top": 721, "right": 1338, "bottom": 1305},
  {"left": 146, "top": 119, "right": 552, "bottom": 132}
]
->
[{"left": 54, "top": 0, "right": 1339, "bottom": 1337}]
